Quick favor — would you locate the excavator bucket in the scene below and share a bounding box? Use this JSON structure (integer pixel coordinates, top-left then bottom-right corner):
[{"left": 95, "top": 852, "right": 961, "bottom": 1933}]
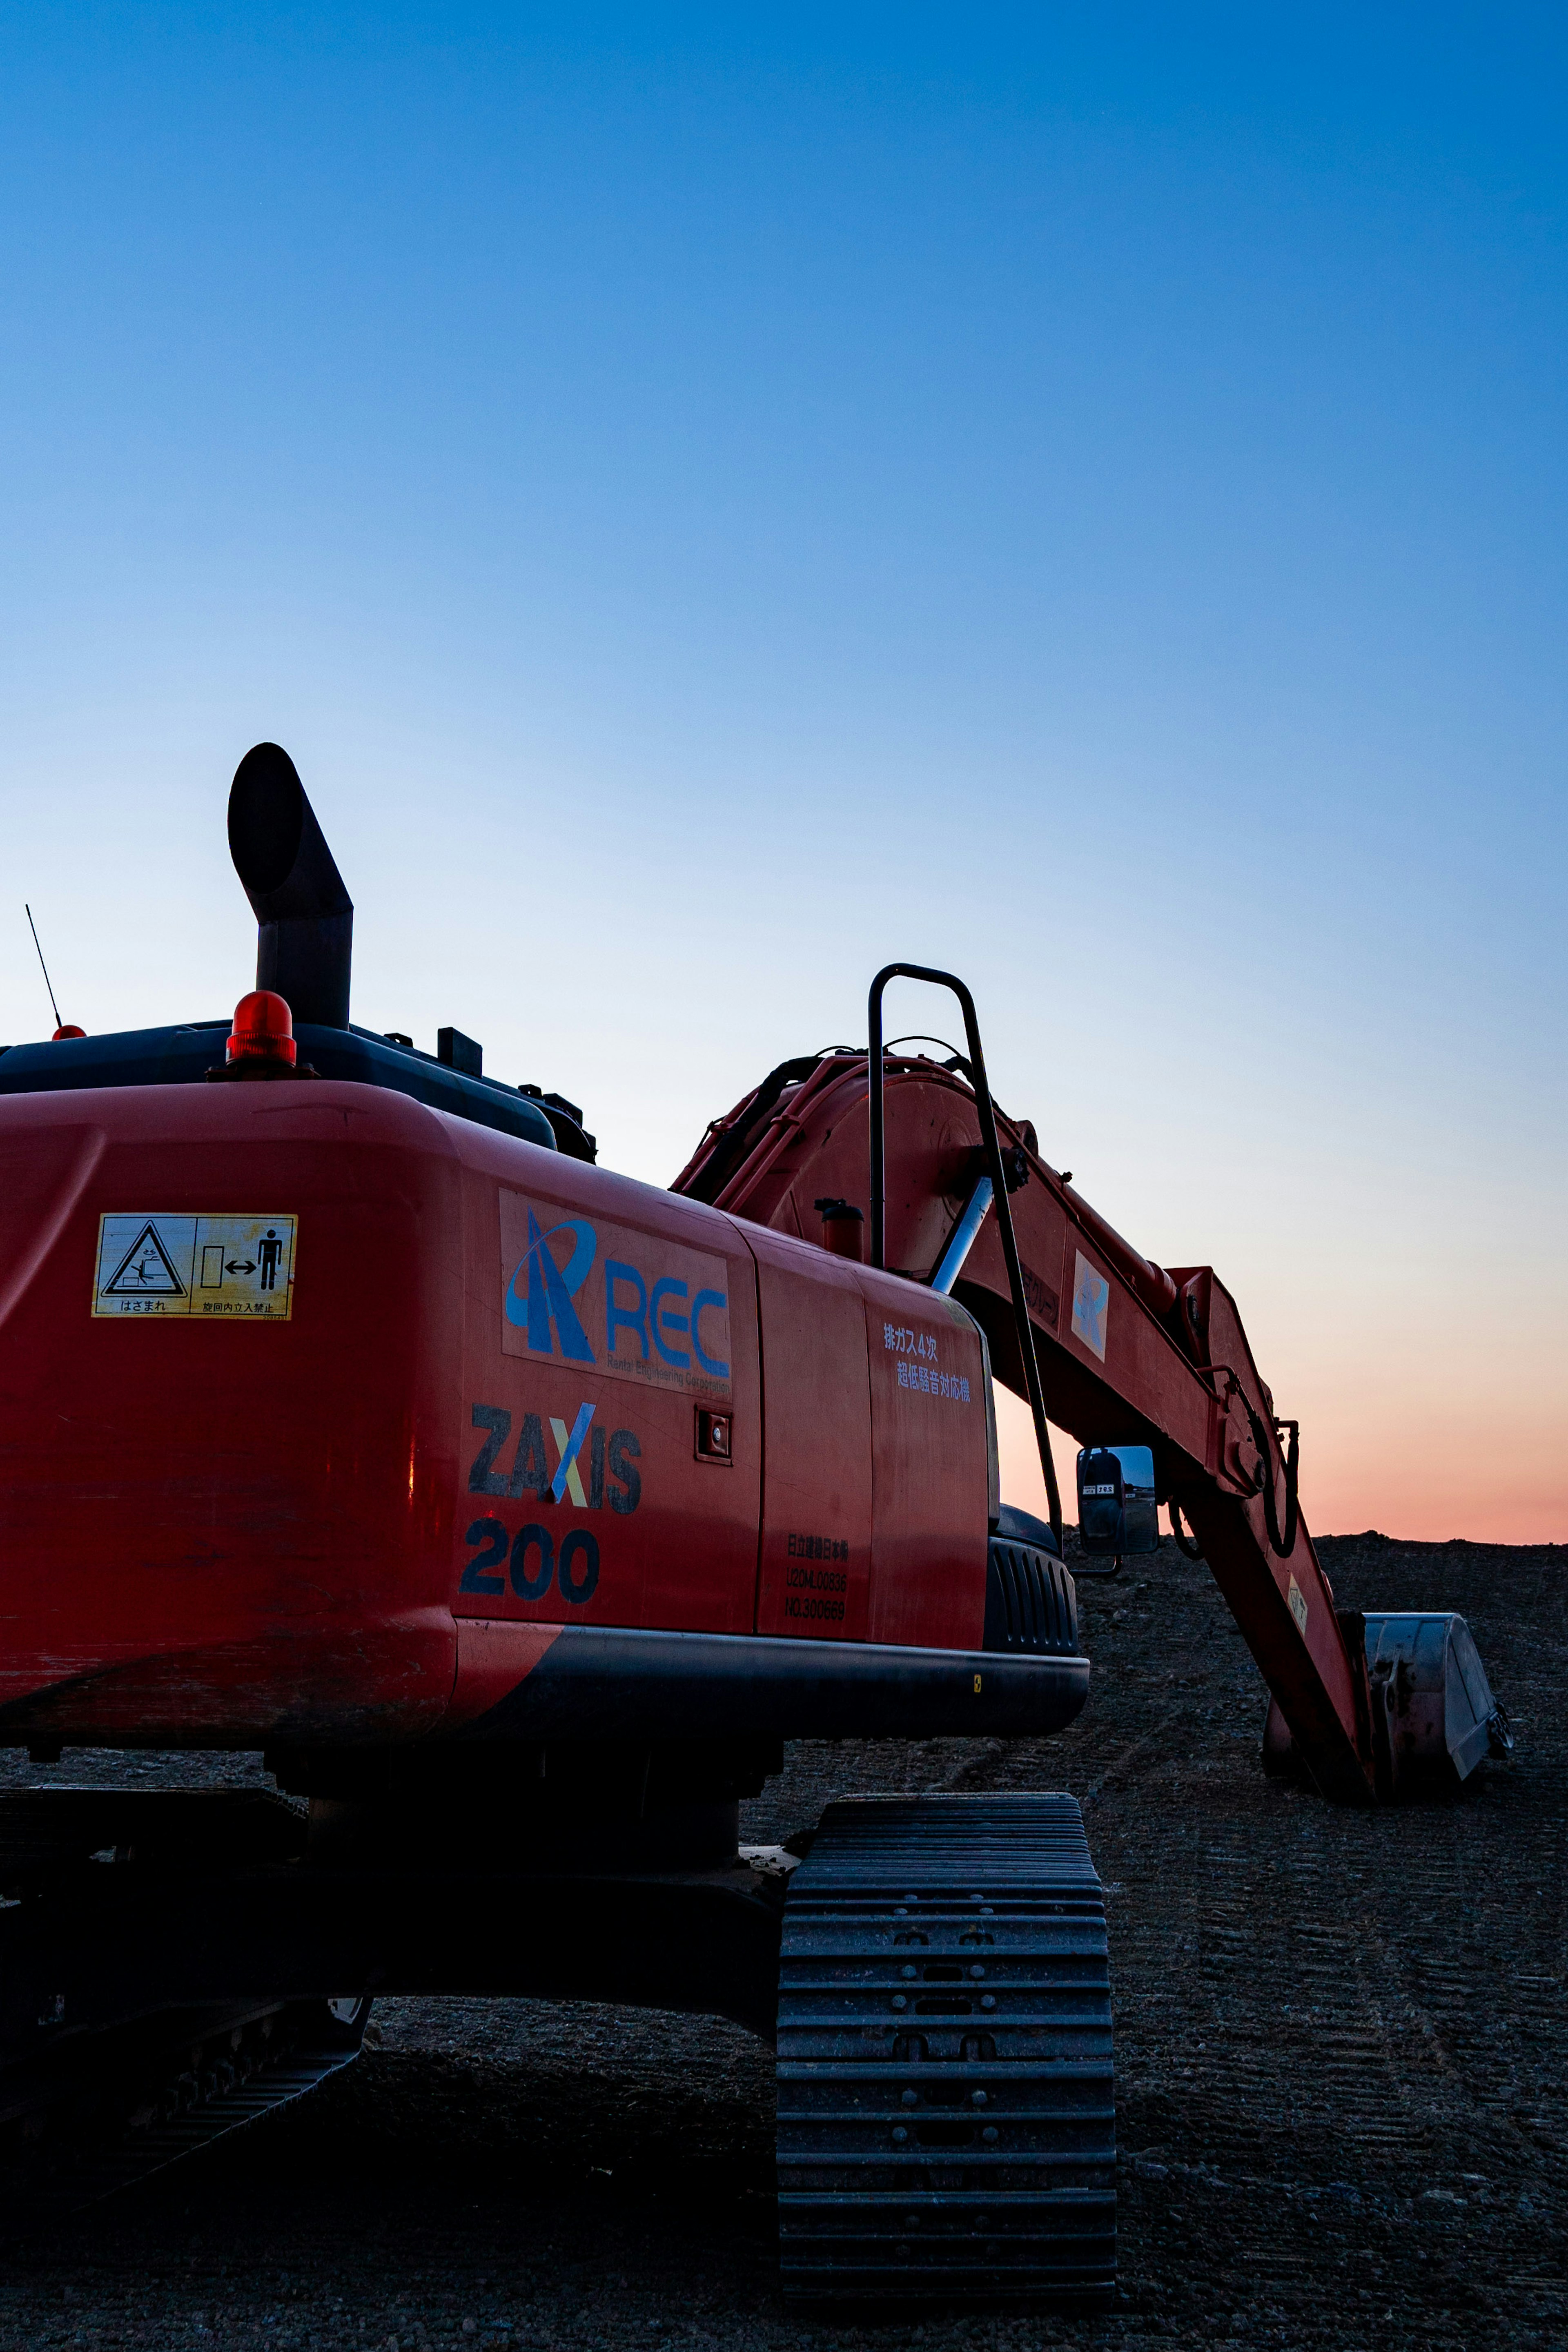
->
[
  {"left": 1364, "top": 1611, "right": 1512, "bottom": 1793},
  {"left": 1265, "top": 1612, "right": 1511, "bottom": 1798}
]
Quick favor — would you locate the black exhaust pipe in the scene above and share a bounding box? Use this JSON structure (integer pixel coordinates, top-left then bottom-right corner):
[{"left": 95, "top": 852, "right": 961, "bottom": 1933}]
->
[{"left": 227, "top": 744, "right": 354, "bottom": 1029}]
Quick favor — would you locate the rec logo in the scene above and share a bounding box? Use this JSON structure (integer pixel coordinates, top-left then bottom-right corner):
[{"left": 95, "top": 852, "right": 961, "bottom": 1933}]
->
[{"left": 499, "top": 1189, "right": 733, "bottom": 1399}]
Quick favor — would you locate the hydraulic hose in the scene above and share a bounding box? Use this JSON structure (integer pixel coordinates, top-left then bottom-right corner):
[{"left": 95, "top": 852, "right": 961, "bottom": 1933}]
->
[
  {"left": 1247, "top": 1407, "right": 1300, "bottom": 1559},
  {"left": 1168, "top": 1498, "right": 1204, "bottom": 1560}
]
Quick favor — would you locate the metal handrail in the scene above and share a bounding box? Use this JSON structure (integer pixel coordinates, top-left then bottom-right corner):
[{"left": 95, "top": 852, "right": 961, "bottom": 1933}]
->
[{"left": 868, "top": 964, "right": 1062, "bottom": 1548}]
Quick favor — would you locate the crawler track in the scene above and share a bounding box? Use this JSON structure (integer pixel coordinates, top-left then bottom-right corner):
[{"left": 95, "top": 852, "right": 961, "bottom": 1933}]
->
[
  {"left": 776, "top": 1793, "right": 1115, "bottom": 2302},
  {"left": 0, "top": 2002, "right": 368, "bottom": 2230}
]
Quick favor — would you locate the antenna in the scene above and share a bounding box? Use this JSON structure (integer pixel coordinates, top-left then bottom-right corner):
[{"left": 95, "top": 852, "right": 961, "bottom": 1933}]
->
[{"left": 24, "top": 904, "right": 63, "bottom": 1031}]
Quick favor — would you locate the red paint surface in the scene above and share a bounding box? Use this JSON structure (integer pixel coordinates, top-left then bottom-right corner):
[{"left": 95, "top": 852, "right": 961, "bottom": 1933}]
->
[
  {"left": 751, "top": 1229, "right": 872, "bottom": 1642},
  {"left": 861, "top": 1276, "right": 990, "bottom": 1650},
  {"left": 0, "top": 1075, "right": 994, "bottom": 1748},
  {"left": 0, "top": 1082, "right": 460, "bottom": 1745}
]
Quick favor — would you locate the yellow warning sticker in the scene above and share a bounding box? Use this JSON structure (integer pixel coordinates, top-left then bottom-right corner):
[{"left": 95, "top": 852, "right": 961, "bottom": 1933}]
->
[{"left": 92, "top": 1214, "right": 297, "bottom": 1321}]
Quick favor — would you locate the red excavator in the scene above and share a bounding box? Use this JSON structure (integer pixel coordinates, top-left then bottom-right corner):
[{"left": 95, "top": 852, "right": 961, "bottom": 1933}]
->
[{"left": 0, "top": 745, "right": 1506, "bottom": 2301}]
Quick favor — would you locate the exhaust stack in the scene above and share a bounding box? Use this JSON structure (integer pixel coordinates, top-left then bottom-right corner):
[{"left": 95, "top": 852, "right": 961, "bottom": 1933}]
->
[{"left": 227, "top": 743, "right": 353, "bottom": 1029}]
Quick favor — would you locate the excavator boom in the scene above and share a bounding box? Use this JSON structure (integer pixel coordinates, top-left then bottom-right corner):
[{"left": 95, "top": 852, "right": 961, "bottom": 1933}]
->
[{"left": 673, "top": 995, "right": 1503, "bottom": 1805}]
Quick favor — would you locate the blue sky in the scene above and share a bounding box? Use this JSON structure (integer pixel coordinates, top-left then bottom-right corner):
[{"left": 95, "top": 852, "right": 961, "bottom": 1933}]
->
[{"left": 2, "top": 8, "right": 1563, "bottom": 1535}]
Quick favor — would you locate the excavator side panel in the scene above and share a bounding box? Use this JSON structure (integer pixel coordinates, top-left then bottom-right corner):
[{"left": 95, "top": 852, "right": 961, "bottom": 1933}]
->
[
  {"left": 747, "top": 1228, "right": 873, "bottom": 1642},
  {"left": 858, "top": 1271, "right": 991, "bottom": 1652}
]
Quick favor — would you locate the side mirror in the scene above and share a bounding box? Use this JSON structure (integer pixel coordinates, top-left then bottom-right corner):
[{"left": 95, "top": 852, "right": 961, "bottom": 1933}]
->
[{"left": 1077, "top": 1444, "right": 1160, "bottom": 1557}]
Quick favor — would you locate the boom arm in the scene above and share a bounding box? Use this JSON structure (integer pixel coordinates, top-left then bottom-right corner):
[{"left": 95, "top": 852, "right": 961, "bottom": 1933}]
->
[{"left": 674, "top": 1041, "right": 1378, "bottom": 1803}]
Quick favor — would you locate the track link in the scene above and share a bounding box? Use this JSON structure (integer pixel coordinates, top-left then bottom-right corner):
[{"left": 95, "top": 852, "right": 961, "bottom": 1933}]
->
[
  {"left": 776, "top": 1793, "right": 1114, "bottom": 2303},
  {"left": 0, "top": 2002, "right": 369, "bottom": 2230}
]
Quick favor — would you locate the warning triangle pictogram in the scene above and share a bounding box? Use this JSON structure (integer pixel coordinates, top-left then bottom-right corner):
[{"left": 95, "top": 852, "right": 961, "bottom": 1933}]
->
[{"left": 103, "top": 1221, "right": 186, "bottom": 1297}]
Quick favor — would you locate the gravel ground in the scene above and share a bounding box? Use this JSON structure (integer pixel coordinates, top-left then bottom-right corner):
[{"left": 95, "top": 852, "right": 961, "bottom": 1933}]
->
[{"left": 0, "top": 1530, "right": 1563, "bottom": 2351}]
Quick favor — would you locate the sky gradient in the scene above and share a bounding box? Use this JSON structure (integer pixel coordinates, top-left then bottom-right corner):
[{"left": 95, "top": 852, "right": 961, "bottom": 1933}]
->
[{"left": 1, "top": 8, "right": 1562, "bottom": 1539}]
